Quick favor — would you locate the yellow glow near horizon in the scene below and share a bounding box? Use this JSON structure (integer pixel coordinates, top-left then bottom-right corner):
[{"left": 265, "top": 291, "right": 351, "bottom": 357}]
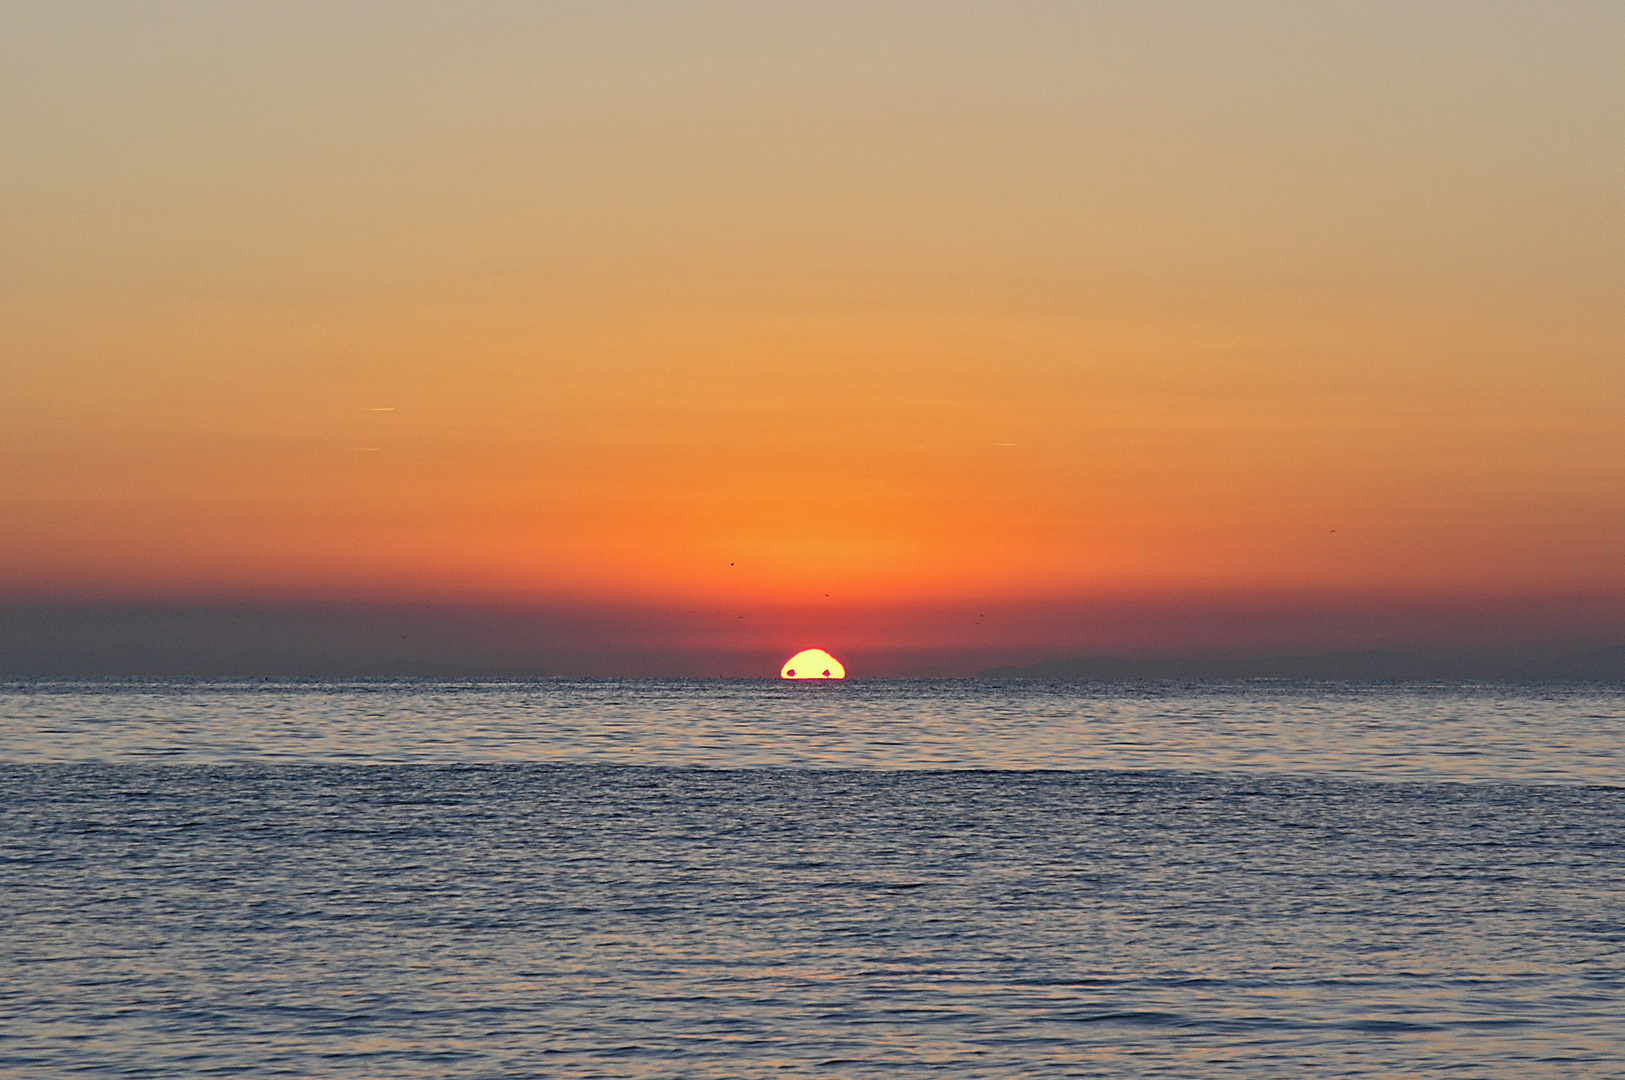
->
[{"left": 781, "top": 649, "right": 845, "bottom": 680}]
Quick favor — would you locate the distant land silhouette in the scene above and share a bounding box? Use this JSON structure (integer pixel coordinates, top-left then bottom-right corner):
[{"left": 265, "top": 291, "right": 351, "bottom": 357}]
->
[{"left": 980, "top": 646, "right": 1625, "bottom": 682}]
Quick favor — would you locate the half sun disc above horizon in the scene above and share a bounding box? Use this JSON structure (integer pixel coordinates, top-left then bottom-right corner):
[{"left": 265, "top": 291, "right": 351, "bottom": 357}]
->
[{"left": 780, "top": 649, "right": 845, "bottom": 680}]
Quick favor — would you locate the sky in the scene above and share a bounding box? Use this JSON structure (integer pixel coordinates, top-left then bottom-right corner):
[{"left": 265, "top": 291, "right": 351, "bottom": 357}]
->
[{"left": 4, "top": 2, "right": 1623, "bottom": 675}]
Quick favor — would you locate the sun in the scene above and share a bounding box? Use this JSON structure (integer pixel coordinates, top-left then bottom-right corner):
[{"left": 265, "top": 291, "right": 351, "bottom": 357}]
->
[{"left": 780, "top": 648, "right": 846, "bottom": 680}]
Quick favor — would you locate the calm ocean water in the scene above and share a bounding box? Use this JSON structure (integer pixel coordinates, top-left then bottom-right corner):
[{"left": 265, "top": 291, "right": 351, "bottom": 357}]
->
[{"left": 3, "top": 679, "right": 1623, "bottom": 1076}]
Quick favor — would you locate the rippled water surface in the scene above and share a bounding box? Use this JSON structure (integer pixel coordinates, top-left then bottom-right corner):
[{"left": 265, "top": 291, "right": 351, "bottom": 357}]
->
[
  {"left": 4, "top": 678, "right": 1625, "bottom": 782},
  {"left": 3, "top": 680, "right": 1623, "bottom": 1076}
]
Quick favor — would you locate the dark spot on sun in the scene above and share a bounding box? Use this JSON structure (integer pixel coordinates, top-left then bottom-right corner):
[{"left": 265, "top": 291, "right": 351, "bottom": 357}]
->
[{"left": 786, "top": 669, "right": 795, "bottom": 677}]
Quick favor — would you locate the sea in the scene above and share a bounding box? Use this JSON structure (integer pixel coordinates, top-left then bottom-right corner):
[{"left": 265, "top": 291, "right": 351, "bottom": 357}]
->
[{"left": 2, "top": 678, "right": 1622, "bottom": 1077}]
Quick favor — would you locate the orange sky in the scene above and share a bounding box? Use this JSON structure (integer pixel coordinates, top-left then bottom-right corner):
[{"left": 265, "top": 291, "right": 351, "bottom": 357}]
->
[{"left": 4, "top": 3, "right": 1623, "bottom": 669}]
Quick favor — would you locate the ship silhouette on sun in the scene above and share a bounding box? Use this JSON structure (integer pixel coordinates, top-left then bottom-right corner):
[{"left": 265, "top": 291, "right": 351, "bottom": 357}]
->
[{"left": 780, "top": 649, "right": 845, "bottom": 680}]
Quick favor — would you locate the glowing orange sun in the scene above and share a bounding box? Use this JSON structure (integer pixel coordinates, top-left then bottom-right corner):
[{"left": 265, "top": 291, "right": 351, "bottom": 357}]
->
[{"left": 780, "top": 648, "right": 846, "bottom": 680}]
